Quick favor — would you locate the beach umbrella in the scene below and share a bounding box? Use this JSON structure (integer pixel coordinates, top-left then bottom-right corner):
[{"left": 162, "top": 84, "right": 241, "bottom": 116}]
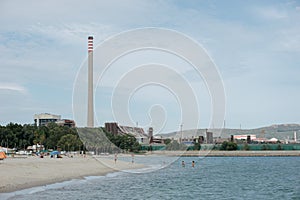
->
[
  {"left": 0, "top": 152, "right": 6, "bottom": 160},
  {"left": 50, "top": 151, "right": 60, "bottom": 156}
]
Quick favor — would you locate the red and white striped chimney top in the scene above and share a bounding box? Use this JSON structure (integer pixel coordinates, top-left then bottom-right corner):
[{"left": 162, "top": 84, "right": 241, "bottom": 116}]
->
[{"left": 88, "top": 36, "right": 93, "bottom": 53}]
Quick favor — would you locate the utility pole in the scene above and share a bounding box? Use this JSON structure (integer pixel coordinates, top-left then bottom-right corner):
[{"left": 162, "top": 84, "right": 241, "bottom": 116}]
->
[{"left": 180, "top": 124, "right": 183, "bottom": 143}]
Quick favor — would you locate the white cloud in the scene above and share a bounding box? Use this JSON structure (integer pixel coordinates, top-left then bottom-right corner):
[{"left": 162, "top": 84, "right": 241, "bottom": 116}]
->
[
  {"left": 0, "top": 83, "right": 27, "bottom": 94},
  {"left": 254, "top": 6, "right": 288, "bottom": 20}
]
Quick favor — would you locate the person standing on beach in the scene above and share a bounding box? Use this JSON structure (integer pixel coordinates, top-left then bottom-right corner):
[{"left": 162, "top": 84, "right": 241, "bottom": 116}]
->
[{"left": 114, "top": 153, "right": 117, "bottom": 164}]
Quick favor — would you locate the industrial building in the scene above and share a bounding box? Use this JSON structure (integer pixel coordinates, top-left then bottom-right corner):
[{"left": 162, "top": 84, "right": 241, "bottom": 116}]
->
[
  {"left": 206, "top": 131, "right": 213, "bottom": 144},
  {"left": 34, "top": 113, "right": 75, "bottom": 127},
  {"left": 233, "top": 135, "right": 257, "bottom": 141},
  {"left": 105, "top": 122, "right": 149, "bottom": 144},
  {"left": 148, "top": 127, "right": 165, "bottom": 144},
  {"left": 34, "top": 113, "right": 61, "bottom": 126},
  {"left": 56, "top": 119, "right": 76, "bottom": 128}
]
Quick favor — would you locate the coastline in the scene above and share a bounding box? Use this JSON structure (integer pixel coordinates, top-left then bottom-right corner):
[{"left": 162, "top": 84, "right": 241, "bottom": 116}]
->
[
  {"left": 1, "top": 151, "right": 299, "bottom": 193},
  {"left": 0, "top": 155, "right": 143, "bottom": 193},
  {"left": 148, "top": 150, "right": 300, "bottom": 157}
]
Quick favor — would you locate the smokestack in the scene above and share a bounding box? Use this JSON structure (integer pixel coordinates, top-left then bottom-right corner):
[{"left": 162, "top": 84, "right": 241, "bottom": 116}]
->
[{"left": 87, "top": 36, "right": 94, "bottom": 127}]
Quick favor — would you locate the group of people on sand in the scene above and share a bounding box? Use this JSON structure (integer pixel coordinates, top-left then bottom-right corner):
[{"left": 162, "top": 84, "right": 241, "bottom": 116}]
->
[{"left": 181, "top": 160, "right": 195, "bottom": 168}]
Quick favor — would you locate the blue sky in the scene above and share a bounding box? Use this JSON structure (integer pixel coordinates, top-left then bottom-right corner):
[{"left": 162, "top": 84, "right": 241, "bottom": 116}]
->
[{"left": 0, "top": 0, "right": 299, "bottom": 133}]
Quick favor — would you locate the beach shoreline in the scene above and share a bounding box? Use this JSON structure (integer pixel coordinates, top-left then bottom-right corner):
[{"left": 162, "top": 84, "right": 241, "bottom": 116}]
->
[
  {"left": 1, "top": 151, "right": 299, "bottom": 193},
  {"left": 0, "top": 155, "right": 143, "bottom": 193}
]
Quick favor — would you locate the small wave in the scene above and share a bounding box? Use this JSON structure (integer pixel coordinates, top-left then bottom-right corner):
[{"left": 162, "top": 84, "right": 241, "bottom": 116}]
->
[
  {"left": 0, "top": 179, "right": 84, "bottom": 199},
  {"left": 122, "top": 164, "right": 165, "bottom": 174},
  {"left": 105, "top": 171, "right": 125, "bottom": 178},
  {"left": 0, "top": 164, "right": 164, "bottom": 200},
  {"left": 84, "top": 175, "right": 105, "bottom": 181}
]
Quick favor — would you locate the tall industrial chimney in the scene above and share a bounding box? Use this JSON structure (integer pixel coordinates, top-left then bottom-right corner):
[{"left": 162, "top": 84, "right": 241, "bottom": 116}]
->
[{"left": 87, "top": 36, "right": 94, "bottom": 127}]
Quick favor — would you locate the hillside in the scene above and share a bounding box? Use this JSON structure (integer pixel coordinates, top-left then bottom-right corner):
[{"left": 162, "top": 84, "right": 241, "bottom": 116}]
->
[{"left": 157, "top": 124, "right": 300, "bottom": 140}]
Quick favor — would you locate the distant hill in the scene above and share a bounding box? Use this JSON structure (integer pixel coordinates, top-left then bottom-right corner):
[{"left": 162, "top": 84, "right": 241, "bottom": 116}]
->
[{"left": 156, "top": 124, "right": 300, "bottom": 140}]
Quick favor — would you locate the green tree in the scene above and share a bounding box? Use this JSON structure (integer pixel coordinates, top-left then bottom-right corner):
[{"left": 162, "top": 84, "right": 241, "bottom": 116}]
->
[
  {"left": 221, "top": 141, "right": 237, "bottom": 151},
  {"left": 22, "top": 124, "right": 36, "bottom": 148},
  {"left": 45, "top": 124, "right": 68, "bottom": 149},
  {"left": 243, "top": 143, "right": 250, "bottom": 151},
  {"left": 220, "top": 141, "right": 228, "bottom": 150},
  {"left": 103, "top": 129, "right": 141, "bottom": 153},
  {"left": 163, "top": 138, "right": 171, "bottom": 145},
  {"left": 0, "top": 123, "right": 37, "bottom": 149},
  {"left": 58, "top": 134, "right": 82, "bottom": 151},
  {"left": 193, "top": 142, "right": 201, "bottom": 151},
  {"left": 166, "top": 140, "right": 187, "bottom": 150}
]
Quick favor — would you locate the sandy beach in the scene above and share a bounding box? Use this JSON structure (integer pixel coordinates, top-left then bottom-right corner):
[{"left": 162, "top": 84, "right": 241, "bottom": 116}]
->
[{"left": 0, "top": 155, "right": 143, "bottom": 193}]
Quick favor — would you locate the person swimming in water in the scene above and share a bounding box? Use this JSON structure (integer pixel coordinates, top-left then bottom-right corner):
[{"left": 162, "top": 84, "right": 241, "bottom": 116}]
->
[
  {"left": 192, "top": 161, "right": 195, "bottom": 167},
  {"left": 182, "top": 161, "right": 185, "bottom": 167}
]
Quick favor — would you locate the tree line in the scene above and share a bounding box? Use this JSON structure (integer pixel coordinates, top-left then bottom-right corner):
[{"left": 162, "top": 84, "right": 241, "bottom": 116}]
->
[
  {"left": 0, "top": 122, "right": 83, "bottom": 151},
  {"left": 0, "top": 123, "right": 141, "bottom": 153},
  {"left": 77, "top": 127, "right": 141, "bottom": 153}
]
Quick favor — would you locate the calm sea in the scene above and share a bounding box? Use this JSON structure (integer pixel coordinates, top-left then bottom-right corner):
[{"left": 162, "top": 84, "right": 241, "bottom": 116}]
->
[{"left": 2, "top": 156, "right": 300, "bottom": 200}]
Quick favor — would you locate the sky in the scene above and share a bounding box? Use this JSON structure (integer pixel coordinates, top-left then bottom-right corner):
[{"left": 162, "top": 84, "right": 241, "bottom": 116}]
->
[{"left": 0, "top": 0, "right": 300, "bottom": 133}]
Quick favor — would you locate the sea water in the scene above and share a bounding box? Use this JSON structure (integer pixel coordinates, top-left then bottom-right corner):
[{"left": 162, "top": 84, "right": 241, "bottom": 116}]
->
[{"left": 2, "top": 156, "right": 300, "bottom": 200}]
